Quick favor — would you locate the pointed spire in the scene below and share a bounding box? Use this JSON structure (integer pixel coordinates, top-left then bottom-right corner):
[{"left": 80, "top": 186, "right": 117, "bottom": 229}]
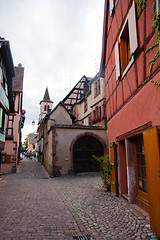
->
[{"left": 43, "top": 87, "right": 50, "bottom": 101}]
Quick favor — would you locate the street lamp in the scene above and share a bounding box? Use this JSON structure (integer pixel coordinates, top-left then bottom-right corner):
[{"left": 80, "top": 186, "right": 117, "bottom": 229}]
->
[{"left": 32, "top": 120, "right": 35, "bottom": 126}]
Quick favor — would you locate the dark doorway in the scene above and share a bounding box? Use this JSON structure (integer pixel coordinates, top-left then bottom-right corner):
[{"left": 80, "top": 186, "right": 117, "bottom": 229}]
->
[{"left": 73, "top": 136, "right": 104, "bottom": 173}]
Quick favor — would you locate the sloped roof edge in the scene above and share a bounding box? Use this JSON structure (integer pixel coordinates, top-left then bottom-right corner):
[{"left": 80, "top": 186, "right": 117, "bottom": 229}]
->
[{"left": 99, "top": 0, "right": 109, "bottom": 78}]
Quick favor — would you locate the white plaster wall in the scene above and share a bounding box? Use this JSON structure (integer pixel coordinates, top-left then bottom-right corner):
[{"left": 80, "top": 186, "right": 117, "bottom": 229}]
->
[
  {"left": 73, "top": 77, "right": 105, "bottom": 124},
  {"left": 91, "top": 77, "right": 106, "bottom": 106},
  {"left": 39, "top": 101, "right": 53, "bottom": 120}
]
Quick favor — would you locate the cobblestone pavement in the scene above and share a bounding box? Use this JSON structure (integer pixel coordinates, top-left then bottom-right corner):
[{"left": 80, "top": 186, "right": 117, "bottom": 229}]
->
[{"left": 0, "top": 158, "right": 158, "bottom": 240}]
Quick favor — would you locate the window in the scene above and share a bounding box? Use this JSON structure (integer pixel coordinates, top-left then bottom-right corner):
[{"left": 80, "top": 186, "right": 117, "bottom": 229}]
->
[
  {"left": 94, "top": 79, "right": 100, "bottom": 97},
  {"left": 44, "top": 105, "right": 46, "bottom": 111},
  {"left": 0, "top": 107, "right": 6, "bottom": 132},
  {"left": 93, "top": 110, "right": 96, "bottom": 119},
  {"left": 103, "top": 104, "right": 106, "bottom": 115},
  {"left": 135, "top": 140, "right": 147, "bottom": 193},
  {"left": 115, "top": 1, "right": 138, "bottom": 80},
  {"left": 84, "top": 98, "right": 87, "bottom": 113},
  {"left": 6, "top": 115, "right": 14, "bottom": 136},
  {"left": 95, "top": 106, "right": 98, "bottom": 117},
  {"left": 88, "top": 116, "right": 92, "bottom": 125},
  {"left": 120, "top": 22, "right": 130, "bottom": 75},
  {"left": 98, "top": 106, "right": 101, "bottom": 119},
  {"left": 2, "top": 154, "right": 6, "bottom": 164}
]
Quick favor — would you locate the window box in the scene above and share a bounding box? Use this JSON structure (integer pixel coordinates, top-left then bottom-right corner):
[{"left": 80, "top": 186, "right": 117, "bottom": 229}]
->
[
  {"left": 102, "top": 114, "right": 107, "bottom": 120},
  {"left": 91, "top": 116, "right": 101, "bottom": 124}
]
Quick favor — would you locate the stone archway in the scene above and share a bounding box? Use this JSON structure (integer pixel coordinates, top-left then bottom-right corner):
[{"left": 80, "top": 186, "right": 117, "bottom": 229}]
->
[{"left": 72, "top": 135, "right": 104, "bottom": 173}]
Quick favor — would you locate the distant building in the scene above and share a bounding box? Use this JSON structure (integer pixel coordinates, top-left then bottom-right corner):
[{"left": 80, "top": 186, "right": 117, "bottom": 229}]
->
[
  {"left": 0, "top": 37, "right": 15, "bottom": 175},
  {"left": 1, "top": 63, "right": 25, "bottom": 174},
  {"left": 37, "top": 79, "right": 107, "bottom": 176},
  {"left": 28, "top": 133, "right": 37, "bottom": 153},
  {"left": 39, "top": 87, "right": 53, "bottom": 121},
  {"left": 72, "top": 73, "right": 106, "bottom": 128}
]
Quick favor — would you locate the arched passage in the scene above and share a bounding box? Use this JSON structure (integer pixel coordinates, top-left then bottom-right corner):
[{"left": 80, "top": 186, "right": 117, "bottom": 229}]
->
[{"left": 73, "top": 135, "right": 104, "bottom": 173}]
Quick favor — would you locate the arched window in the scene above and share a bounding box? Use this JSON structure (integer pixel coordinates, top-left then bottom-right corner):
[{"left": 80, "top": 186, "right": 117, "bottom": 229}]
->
[{"left": 44, "top": 105, "right": 46, "bottom": 111}]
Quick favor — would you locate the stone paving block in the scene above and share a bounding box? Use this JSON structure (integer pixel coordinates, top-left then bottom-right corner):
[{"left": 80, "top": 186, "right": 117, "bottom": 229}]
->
[{"left": 0, "top": 158, "right": 159, "bottom": 240}]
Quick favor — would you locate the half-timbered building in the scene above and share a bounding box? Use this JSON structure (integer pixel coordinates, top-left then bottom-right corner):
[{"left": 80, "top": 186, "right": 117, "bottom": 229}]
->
[
  {"left": 1, "top": 63, "right": 25, "bottom": 174},
  {"left": 72, "top": 73, "right": 107, "bottom": 128},
  {"left": 100, "top": 0, "right": 160, "bottom": 236},
  {"left": 37, "top": 80, "right": 108, "bottom": 176},
  {"left": 0, "top": 38, "right": 15, "bottom": 176}
]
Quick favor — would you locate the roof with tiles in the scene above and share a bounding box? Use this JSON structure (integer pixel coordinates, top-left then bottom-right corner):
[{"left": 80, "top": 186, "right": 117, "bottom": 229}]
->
[{"left": 43, "top": 87, "right": 50, "bottom": 101}]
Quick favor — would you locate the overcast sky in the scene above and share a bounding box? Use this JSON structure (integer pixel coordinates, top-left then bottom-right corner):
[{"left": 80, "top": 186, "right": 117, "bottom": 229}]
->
[{"left": 0, "top": 0, "right": 105, "bottom": 142}]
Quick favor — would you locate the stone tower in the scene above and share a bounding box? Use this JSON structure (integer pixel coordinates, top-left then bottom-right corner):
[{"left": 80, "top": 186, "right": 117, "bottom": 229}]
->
[{"left": 39, "top": 87, "right": 53, "bottom": 121}]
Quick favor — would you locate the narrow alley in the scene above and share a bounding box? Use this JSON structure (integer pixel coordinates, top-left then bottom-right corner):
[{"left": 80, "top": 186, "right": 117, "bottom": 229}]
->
[{"left": 0, "top": 158, "right": 158, "bottom": 240}]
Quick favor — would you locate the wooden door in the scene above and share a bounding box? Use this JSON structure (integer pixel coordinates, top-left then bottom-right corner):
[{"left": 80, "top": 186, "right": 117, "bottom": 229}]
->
[
  {"left": 110, "top": 142, "right": 119, "bottom": 197},
  {"left": 143, "top": 126, "right": 160, "bottom": 237}
]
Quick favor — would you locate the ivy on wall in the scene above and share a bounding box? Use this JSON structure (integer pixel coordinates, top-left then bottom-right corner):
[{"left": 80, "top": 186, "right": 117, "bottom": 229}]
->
[{"left": 136, "top": 0, "right": 160, "bottom": 86}]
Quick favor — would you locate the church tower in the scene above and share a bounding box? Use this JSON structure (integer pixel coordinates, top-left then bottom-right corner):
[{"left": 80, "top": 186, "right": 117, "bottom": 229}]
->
[{"left": 39, "top": 87, "right": 53, "bottom": 121}]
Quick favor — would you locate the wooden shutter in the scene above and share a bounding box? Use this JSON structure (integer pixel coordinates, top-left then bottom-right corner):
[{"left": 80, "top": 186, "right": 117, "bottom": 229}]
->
[
  {"left": 6, "top": 155, "right": 12, "bottom": 164},
  {"left": 115, "top": 41, "right": 120, "bottom": 80},
  {"left": 120, "top": 38, "right": 128, "bottom": 75},
  {"left": 110, "top": 142, "right": 119, "bottom": 196},
  {"left": 128, "top": 1, "right": 138, "bottom": 55},
  {"left": 143, "top": 127, "right": 160, "bottom": 237}
]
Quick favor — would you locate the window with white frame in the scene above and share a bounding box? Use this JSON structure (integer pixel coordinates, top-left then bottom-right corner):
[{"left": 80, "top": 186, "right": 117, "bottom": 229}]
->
[{"left": 115, "top": 1, "right": 138, "bottom": 80}]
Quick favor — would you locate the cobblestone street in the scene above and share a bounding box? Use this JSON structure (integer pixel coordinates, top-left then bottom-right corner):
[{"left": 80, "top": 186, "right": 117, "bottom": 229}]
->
[{"left": 0, "top": 158, "right": 158, "bottom": 240}]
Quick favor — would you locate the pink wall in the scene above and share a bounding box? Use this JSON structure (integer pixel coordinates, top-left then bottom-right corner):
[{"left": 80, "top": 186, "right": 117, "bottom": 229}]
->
[
  {"left": 107, "top": 76, "right": 160, "bottom": 144},
  {"left": 2, "top": 92, "right": 22, "bottom": 174}
]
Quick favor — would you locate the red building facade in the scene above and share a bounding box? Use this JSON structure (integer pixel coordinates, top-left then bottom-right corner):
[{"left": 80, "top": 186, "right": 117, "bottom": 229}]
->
[{"left": 100, "top": 0, "right": 160, "bottom": 236}]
